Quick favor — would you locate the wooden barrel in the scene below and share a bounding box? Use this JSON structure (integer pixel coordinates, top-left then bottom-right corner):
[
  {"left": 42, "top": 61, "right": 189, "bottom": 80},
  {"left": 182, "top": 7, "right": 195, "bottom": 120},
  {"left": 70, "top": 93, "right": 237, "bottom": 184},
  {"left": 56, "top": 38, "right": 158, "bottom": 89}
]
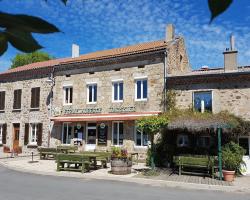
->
[{"left": 111, "top": 159, "right": 132, "bottom": 175}]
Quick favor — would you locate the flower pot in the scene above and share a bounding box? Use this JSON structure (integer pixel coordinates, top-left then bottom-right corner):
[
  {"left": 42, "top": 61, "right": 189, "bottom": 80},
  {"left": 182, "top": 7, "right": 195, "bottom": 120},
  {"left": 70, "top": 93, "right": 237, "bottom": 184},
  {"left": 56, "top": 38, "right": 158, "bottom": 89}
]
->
[
  {"left": 222, "top": 170, "right": 235, "bottom": 182},
  {"left": 111, "top": 158, "right": 132, "bottom": 175}
]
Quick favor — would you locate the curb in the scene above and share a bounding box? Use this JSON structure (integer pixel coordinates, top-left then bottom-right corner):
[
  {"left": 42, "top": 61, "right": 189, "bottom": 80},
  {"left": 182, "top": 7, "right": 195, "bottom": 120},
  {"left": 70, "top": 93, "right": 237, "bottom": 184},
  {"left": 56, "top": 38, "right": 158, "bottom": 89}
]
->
[{"left": 0, "top": 160, "right": 249, "bottom": 194}]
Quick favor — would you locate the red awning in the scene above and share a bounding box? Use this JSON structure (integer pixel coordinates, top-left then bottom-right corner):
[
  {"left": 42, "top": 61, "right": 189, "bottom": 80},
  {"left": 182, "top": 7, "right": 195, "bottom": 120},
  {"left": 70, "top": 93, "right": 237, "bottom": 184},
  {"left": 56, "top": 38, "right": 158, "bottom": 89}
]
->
[{"left": 50, "top": 112, "right": 160, "bottom": 122}]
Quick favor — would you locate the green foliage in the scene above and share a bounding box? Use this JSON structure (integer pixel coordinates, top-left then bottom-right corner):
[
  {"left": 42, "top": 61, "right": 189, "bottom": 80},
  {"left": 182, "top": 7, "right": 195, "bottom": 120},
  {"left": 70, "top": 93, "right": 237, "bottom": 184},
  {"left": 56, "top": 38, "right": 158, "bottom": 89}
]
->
[
  {"left": 137, "top": 115, "right": 169, "bottom": 136},
  {"left": 111, "top": 147, "right": 128, "bottom": 159},
  {"left": 208, "top": 0, "right": 233, "bottom": 23},
  {"left": 0, "top": 0, "right": 67, "bottom": 56},
  {"left": 165, "top": 90, "right": 176, "bottom": 111},
  {"left": 222, "top": 142, "right": 245, "bottom": 172},
  {"left": 11, "top": 51, "right": 53, "bottom": 68}
]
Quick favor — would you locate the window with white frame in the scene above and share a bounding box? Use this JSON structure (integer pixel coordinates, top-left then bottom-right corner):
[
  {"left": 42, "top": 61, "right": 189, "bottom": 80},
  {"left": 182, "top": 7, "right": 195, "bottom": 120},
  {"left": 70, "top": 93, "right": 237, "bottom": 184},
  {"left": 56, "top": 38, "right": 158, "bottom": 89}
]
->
[
  {"left": 135, "top": 78, "right": 147, "bottom": 101},
  {"left": 239, "top": 137, "right": 250, "bottom": 155},
  {"left": 87, "top": 84, "right": 97, "bottom": 103},
  {"left": 177, "top": 134, "right": 189, "bottom": 147},
  {"left": 0, "top": 125, "right": 3, "bottom": 144},
  {"left": 29, "top": 124, "right": 38, "bottom": 145},
  {"left": 62, "top": 123, "right": 72, "bottom": 144},
  {"left": 112, "top": 81, "right": 123, "bottom": 102},
  {"left": 63, "top": 86, "right": 73, "bottom": 105},
  {"left": 112, "top": 122, "right": 123, "bottom": 145},
  {"left": 193, "top": 91, "right": 212, "bottom": 113},
  {"left": 135, "top": 127, "right": 148, "bottom": 146}
]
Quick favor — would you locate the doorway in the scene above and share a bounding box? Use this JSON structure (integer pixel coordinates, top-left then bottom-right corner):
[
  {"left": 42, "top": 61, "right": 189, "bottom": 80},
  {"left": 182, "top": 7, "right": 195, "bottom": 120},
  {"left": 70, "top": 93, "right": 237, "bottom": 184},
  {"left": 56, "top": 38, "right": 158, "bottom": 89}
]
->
[
  {"left": 13, "top": 123, "right": 20, "bottom": 152},
  {"left": 85, "top": 123, "right": 96, "bottom": 151}
]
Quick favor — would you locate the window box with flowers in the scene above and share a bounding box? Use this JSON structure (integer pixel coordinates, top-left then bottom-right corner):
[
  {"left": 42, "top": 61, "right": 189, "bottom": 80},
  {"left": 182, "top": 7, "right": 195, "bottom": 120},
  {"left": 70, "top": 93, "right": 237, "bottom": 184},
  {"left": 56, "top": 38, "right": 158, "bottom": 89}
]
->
[{"left": 110, "top": 147, "right": 132, "bottom": 175}]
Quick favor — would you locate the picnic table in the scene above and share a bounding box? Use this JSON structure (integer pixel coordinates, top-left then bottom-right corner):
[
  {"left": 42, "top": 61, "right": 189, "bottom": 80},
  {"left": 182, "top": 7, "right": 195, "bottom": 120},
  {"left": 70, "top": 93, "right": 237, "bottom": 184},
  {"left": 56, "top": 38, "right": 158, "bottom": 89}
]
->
[
  {"left": 38, "top": 147, "right": 58, "bottom": 159},
  {"left": 57, "top": 146, "right": 78, "bottom": 154}
]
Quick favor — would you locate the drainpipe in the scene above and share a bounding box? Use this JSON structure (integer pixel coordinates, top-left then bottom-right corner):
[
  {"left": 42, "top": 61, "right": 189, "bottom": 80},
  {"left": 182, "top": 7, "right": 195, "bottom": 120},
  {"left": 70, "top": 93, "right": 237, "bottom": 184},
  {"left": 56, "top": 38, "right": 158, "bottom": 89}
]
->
[{"left": 163, "top": 51, "right": 168, "bottom": 112}]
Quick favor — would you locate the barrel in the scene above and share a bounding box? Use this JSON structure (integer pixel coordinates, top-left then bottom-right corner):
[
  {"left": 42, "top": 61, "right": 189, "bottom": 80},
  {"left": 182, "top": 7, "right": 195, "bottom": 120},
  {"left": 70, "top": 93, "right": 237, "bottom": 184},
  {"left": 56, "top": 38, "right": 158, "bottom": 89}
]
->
[{"left": 111, "top": 159, "right": 132, "bottom": 175}]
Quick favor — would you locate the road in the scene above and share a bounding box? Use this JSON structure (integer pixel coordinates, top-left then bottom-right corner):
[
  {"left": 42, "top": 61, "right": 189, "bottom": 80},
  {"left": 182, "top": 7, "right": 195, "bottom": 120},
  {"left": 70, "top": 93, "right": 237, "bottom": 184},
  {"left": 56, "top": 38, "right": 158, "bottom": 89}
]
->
[{"left": 0, "top": 165, "right": 248, "bottom": 200}]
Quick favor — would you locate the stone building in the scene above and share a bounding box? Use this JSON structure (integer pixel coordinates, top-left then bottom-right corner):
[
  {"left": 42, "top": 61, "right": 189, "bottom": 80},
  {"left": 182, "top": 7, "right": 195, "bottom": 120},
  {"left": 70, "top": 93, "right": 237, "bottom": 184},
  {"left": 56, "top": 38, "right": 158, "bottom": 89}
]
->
[{"left": 0, "top": 24, "right": 189, "bottom": 159}]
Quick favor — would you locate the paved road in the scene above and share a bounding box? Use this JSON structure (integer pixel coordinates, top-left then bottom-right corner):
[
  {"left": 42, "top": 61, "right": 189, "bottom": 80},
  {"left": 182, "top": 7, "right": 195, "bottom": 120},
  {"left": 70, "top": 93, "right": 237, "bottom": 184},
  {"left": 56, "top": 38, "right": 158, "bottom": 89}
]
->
[{"left": 0, "top": 166, "right": 248, "bottom": 200}]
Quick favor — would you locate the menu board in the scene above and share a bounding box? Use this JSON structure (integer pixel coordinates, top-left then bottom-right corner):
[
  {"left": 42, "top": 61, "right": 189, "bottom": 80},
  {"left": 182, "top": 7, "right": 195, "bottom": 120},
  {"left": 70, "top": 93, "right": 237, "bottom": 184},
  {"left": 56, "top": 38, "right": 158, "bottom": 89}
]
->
[{"left": 98, "top": 123, "right": 107, "bottom": 145}]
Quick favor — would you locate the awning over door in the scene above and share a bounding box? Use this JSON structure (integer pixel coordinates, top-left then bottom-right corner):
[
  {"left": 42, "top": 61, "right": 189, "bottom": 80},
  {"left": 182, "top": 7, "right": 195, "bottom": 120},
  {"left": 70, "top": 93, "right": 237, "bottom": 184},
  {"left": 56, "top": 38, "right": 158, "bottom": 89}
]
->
[{"left": 50, "top": 111, "right": 160, "bottom": 122}]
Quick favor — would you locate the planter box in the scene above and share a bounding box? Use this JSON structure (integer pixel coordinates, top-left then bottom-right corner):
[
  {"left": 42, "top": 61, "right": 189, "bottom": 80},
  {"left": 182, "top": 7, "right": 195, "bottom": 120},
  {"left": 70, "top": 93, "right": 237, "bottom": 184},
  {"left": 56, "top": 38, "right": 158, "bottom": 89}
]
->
[{"left": 111, "top": 158, "right": 132, "bottom": 175}]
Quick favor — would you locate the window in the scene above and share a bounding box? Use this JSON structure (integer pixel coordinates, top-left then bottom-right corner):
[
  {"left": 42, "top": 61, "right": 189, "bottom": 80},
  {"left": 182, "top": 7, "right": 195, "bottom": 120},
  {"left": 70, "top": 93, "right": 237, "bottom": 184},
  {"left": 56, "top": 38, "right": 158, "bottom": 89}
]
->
[
  {"left": 135, "top": 79, "right": 147, "bottom": 101},
  {"left": 63, "top": 86, "right": 73, "bottom": 105},
  {"left": 62, "top": 123, "right": 72, "bottom": 144},
  {"left": 177, "top": 134, "right": 189, "bottom": 147},
  {"left": 112, "top": 81, "right": 123, "bottom": 102},
  {"left": 112, "top": 122, "right": 123, "bottom": 145},
  {"left": 87, "top": 84, "right": 97, "bottom": 103},
  {"left": 24, "top": 123, "right": 42, "bottom": 146},
  {"left": 0, "top": 91, "right": 5, "bottom": 111},
  {"left": 13, "top": 89, "right": 22, "bottom": 110},
  {"left": 31, "top": 87, "right": 40, "bottom": 109},
  {"left": 197, "top": 136, "right": 211, "bottom": 148},
  {"left": 135, "top": 128, "right": 148, "bottom": 147},
  {"left": 193, "top": 91, "right": 212, "bottom": 112},
  {"left": 87, "top": 123, "right": 96, "bottom": 144},
  {"left": 239, "top": 137, "right": 249, "bottom": 155}
]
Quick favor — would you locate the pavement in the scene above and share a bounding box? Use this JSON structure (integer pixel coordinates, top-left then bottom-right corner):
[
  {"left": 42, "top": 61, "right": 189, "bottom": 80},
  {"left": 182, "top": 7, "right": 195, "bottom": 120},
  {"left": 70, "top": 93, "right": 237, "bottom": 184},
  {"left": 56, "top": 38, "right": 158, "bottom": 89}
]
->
[{"left": 0, "top": 156, "right": 250, "bottom": 194}]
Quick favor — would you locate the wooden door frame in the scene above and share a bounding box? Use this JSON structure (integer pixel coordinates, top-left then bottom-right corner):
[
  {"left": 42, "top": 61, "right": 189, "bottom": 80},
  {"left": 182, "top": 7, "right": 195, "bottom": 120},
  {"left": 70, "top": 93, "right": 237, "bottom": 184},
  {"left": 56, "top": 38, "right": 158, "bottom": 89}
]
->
[{"left": 12, "top": 123, "right": 20, "bottom": 149}]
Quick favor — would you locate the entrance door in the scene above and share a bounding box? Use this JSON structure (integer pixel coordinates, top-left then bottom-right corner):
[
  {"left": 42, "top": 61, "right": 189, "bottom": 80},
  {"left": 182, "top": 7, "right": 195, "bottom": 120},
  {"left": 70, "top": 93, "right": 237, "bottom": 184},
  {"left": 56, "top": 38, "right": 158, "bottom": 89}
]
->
[
  {"left": 85, "top": 123, "right": 96, "bottom": 151},
  {"left": 13, "top": 124, "right": 20, "bottom": 151}
]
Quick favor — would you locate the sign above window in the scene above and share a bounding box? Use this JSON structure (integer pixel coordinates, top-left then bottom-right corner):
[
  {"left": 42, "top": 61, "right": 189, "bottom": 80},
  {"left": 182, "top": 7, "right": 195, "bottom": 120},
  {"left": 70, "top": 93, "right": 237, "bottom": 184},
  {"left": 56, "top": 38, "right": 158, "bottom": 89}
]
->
[
  {"left": 109, "top": 106, "right": 136, "bottom": 113},
  {"left": 63, "top": 108, "right": 102, "bottom": 115}
]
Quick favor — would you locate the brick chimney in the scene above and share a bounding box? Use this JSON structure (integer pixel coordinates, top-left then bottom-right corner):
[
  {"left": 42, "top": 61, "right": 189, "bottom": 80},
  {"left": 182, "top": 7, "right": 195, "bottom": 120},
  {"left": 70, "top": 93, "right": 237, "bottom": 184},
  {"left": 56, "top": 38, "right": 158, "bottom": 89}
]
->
[
  {"left": 223, "top": 35, "right": 238, "bottom": 72},
  {"left": 165, "top": 24, "right": 175, "bottom": 42},
  {"left": 72, "top": 44, "right": 80, "bottom": 58}
]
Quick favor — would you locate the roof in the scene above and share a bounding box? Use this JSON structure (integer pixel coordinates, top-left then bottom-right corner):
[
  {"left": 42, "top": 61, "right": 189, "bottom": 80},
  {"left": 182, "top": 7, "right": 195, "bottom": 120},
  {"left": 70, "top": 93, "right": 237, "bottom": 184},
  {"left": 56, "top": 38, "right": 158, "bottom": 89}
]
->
[
  {"left": 0, "top": 40, "right": 168, "bottom": 76},
  {"left": 61, "top": 40, "right": 168, "bottom": 64},
  {"left": 0, "top": 57, "right": 71, "bottom": 75}
]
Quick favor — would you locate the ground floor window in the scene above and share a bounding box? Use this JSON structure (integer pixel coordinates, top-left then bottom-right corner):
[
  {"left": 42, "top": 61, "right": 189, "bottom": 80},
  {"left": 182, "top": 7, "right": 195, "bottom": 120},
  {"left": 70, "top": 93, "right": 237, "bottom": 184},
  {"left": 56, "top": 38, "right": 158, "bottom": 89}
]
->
[
  {"left": 112, "top": 122, "right": 123, "bottom": 145},
  {"left": 62, "top": 123, "right": 72, "bottom": 144},
  {"left": 135, "top": 128, "right": 148, "bottom": 146},
  {"left": 239, "top": 137, "right": 250, "bottom": 155},
  {"left": 177, "top": 134, "right": 189, "bottom": 147},
  {"left": 29, "top": 124, "right": 38, "bottom": 145},
  {"left": 196, "top": 136, "right": 211, "bottom": 148}
]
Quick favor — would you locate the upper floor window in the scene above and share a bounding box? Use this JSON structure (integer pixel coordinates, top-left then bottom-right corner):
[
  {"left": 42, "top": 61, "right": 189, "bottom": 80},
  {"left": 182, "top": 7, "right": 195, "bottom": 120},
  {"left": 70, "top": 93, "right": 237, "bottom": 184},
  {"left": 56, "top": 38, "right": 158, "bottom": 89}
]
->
[
  {"left": 31, "top": 87, "right": 40, "bottom": 109},
  {"left": 0, "top": 91, "right": 5, "bottom": 111},
  {"left": 193, "top": 91, "right": 212, "bottom": 113},
  {"left": 135, "top": 78, "right": 147, "bottom": 101},
  {"left": 87, "top": 84, "right": 97, "bottom": 103},
  {"left": 112, "top": 81, "right": 123, "bottom": 102},
  {"left": 13, "top": 89, "right": 22, "bottom": 110},
  {"left": 63, "top": 86, "right": 73, "bottom": 105}
]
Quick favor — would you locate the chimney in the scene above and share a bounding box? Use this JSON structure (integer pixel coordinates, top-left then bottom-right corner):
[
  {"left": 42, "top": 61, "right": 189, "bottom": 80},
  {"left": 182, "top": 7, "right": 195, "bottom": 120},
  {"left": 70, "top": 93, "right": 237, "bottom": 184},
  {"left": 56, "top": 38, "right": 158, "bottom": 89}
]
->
[
  {"left": 223, "top": 34, "right": 238, "bottom": 72},
  {"left": 72, "top": 44, "right": 80, "bottom": 58},
  {"left": 165, "top": 24, "right": 175, "bottom": 42}
]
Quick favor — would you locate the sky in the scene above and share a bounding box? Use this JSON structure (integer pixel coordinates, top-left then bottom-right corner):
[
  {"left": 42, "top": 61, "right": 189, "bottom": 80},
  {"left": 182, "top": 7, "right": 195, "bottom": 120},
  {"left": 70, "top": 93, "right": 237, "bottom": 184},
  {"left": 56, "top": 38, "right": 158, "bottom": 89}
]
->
[{"left": 0, "top": 0, "right": 250, "bottom": 72}]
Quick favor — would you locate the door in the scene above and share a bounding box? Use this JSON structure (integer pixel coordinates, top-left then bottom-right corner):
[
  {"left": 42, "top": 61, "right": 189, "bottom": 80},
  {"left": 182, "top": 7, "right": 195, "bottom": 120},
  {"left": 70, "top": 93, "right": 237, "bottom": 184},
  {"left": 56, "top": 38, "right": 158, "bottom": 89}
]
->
[
  {"left": 239, "top": 137, "right": 250, "bottom": 175},
  {"left": 85, "top": 123, "right": 96, "bottom": 151},
  {"left": 13, "top": 124, "right": 20, "bottom": 151}
]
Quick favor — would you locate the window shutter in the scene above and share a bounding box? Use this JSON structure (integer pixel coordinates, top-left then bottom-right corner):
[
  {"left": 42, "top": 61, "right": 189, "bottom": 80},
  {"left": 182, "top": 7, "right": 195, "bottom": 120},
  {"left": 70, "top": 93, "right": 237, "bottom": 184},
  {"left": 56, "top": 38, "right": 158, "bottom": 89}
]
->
[
  {"left": 17, "top": 90, "right": 21, "bottom": 109},
  {"left": 24, "top": 124, "right": 29, "bottom": 145},
  {"left": 2, "top": 124, "right": 7, "bottom": 144},
  {"left": 37, "top": 123, "right": 43, "bottom": 146},
  {"left": 13, "top": 90, "right": 17, "bottom": 109},
  {"left": 0, "top": 91, "right": 5, "bottom": 110},
  {"left": 36, "top": 88, "right": 40, "bottom": 108},
  {"left": 31, "top": 88, "right": 35, "bottom": 108}
]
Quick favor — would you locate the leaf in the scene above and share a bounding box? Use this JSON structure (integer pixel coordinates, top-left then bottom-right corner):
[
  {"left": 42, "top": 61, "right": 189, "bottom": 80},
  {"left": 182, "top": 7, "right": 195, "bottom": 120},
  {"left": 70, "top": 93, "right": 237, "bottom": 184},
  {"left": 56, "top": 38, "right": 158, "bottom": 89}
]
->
[
  {"left": 0, "top": 12, "right": 60, "bottom": 33},
  {"left": 0, "top": 32, "right": 8, "bottom": 56},
  {"left": 61, "top": 0, "right": 68, "bottom": 5},
  {"left": 5, "top": 29, "right": 42, "bottom": 53},
  {"left": 208, "top": 0, "right": 233, "bottom": 23}
]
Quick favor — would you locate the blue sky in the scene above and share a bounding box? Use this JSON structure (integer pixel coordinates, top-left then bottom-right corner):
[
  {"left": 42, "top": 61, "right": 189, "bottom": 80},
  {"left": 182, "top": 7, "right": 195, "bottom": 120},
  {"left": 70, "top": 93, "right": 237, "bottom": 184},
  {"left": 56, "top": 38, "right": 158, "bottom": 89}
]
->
[{"left": 0, "top": 0, "right": 250, "bottom": 71}]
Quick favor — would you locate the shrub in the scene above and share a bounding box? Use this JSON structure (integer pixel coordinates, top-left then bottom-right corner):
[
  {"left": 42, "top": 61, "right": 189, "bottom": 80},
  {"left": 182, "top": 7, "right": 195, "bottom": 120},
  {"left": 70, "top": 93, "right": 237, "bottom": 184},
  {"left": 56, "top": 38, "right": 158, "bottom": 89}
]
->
[
  {"left": 222, "top": 142, "right": 246, "bottom": 173},
  {"left": 111, "top": 147, "right": 128, "bottom": 159}
]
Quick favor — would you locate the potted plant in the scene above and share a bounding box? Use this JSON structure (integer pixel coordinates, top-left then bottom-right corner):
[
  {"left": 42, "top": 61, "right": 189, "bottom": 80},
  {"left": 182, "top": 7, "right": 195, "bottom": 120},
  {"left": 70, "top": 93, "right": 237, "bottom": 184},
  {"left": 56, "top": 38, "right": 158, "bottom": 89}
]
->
[
  {"left": 111, "top": 147, "right": 132, "bottom": 175},
  {"left": 222, "top": 142, "right": 246, "bottom": 182}
]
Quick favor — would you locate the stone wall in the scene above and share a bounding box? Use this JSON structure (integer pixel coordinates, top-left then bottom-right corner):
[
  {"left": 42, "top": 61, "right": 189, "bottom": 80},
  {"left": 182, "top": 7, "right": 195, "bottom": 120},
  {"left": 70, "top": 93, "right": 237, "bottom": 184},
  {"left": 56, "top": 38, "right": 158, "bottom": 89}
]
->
[{"left": 0, "top": 77, "right": 51, "bottom": 154}]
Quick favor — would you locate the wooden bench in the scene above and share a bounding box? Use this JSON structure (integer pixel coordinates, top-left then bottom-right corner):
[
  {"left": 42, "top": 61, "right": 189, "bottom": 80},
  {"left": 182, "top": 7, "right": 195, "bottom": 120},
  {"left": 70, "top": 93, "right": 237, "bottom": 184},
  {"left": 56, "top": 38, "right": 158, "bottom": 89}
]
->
[
  {"left": 56, "top": 154, "right": 90, "bottom": 173},
  {"left": 38, "top": 147, "right": 58, "bottom": 160},
  {"left": 173, "top": 155, "right": 217, "bottom": 178}
]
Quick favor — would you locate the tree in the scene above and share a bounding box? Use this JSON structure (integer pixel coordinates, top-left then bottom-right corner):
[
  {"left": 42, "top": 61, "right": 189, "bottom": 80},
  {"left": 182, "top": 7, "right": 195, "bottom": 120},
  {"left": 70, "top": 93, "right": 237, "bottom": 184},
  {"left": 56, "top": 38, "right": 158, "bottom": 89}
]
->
[
  {"left": 11, "top": 51, "right": 54, "bottom": 68},
  {"left": 137, "top": 115, "right": 169, "bottom": 168}
]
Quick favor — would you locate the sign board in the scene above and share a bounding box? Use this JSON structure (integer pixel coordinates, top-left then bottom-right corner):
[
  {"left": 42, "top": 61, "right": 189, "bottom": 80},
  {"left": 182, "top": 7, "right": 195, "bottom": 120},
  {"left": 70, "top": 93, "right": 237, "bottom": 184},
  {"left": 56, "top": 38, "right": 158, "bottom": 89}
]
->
[
  {"left": 109, "top": 106, "right": 135, "bottom": 113},
  {"left": 98, "top": 123, "right": 107, "bottom": 145},
  {"left": 63, "top": 108, "right": 102, "bottom": 115}
]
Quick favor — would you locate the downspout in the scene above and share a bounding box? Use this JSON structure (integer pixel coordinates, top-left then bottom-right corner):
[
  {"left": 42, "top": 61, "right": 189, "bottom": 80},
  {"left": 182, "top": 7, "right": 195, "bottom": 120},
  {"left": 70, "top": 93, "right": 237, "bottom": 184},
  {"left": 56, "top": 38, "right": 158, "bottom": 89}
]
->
[
  {"left": 163, "top": 50, "right": 168, "bottom": 112},
  {"left": 48, "top": 67, "right": 55, "bottom": 147}
]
